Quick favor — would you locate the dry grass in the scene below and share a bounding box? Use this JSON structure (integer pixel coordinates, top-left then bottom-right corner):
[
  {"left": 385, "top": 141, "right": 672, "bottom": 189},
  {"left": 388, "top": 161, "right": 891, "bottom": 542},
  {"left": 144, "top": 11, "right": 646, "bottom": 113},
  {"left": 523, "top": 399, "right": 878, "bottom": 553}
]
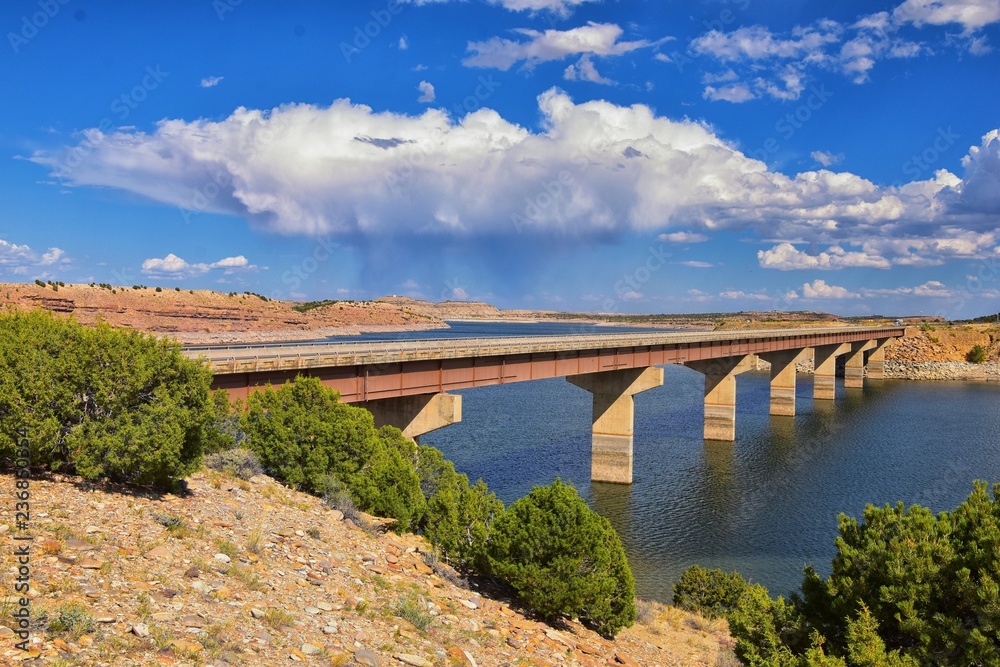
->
[{"left": 621, "top": 599, "right": 731, "bottom": 667}]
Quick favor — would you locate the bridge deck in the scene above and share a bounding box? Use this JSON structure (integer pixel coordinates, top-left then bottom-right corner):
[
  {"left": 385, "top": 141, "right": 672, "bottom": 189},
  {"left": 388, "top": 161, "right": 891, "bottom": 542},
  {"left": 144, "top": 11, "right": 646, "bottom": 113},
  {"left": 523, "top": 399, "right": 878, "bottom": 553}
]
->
[{"left": 189, "top": 326, "right": 903, "bottom": 403}]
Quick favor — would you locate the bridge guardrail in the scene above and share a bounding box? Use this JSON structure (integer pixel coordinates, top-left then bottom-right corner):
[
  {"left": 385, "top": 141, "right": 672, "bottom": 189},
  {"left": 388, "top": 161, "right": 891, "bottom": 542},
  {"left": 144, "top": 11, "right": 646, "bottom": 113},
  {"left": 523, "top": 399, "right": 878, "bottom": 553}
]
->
[{"left": 184, "top": 326, "right": 904, "bottom": 373}]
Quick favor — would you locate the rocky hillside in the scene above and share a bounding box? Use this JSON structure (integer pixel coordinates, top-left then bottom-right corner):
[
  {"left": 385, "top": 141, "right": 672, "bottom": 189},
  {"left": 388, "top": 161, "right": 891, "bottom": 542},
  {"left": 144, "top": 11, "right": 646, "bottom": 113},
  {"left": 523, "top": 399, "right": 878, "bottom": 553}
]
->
[
  {"left": 0, "top": 471, "right": 732, "bottom": 666},
  {"left": 0, "top": 283, "right": 444, "bottom": 344},
  {"left": 886, "top": 325, "right": 998, "bottom": 363},
  {"left": 378, "top": 297, "right": 514, "bottom": 321}
]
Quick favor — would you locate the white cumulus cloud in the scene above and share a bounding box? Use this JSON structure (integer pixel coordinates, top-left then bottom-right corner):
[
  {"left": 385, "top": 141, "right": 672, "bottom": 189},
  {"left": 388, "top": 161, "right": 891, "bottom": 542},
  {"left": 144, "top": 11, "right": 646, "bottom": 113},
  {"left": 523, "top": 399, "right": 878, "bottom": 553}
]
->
[
  {"left": 417, "top": 80, "right": 436, "bottom": 103},
  {"left": 801, "top": 279, "right": 859, "bottom": 299},
  {"left": 812, "top": 150, "right": 844, "bottom": 166},
  {"left": 141, "top": 253, "right": 257, "bottom": 278},
  {"left": 0, "top": 239, "right": 69, "bottom": 275},
  {"left": 563, "top": 55, "right": 613, "bottom": 84},
  {"left": 200, "top": 76, "right": 224, "bottom": 88},
  {"left": 758, "top": 243, "right": 892, "bottom": 270},
  {"left": 28, "top": 90, "right": 1000, "bottom": 272},
  {"left": 893, "top": 0, "right": 1000, "bottom": 33},
  {"left": 464, "top": 22, "right": 655, "bottom": 70}
]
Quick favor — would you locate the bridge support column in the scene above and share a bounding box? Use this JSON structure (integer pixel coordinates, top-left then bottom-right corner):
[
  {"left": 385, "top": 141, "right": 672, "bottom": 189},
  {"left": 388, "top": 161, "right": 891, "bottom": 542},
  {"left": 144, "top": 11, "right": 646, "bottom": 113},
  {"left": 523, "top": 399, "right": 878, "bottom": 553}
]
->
[
  {"left": 865, "top": 340, "right": 889, "bottom": 379},
  {"left": 844, "top": 341, "right": 875, "bottom": 389},
  {"left": 758, "top": 349, "right": 809, "bottom": 416},
  {"left": 685, "top": 356, "right": 754, "bottom": 441},
  {"left": 814, "top": 343, "right": 852, "bottom": 400},
  {"left": 567, "top": 367, "right": 664, "bottom": 485},
  {"left": 364, "top": 393, "right": 462, "bottom": 442}
]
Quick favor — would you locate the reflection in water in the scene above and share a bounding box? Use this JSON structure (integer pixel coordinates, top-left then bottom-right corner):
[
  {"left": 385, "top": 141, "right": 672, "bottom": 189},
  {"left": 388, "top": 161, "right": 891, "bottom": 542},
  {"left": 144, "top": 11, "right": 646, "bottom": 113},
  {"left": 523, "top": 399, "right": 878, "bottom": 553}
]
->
[
  {"left": 590, "top": 482, "right": 633, "bottom": 544},
  {"left": 423, "top": 365, "right": 1000, "bottom": 601}
]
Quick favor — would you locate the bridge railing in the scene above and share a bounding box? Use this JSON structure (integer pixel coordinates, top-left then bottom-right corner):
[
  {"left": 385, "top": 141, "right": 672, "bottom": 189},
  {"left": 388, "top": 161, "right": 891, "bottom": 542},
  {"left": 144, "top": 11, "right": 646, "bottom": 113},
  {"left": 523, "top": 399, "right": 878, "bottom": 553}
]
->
[{"left": 185, "top": 326, "right": 904, "bottom": 372}]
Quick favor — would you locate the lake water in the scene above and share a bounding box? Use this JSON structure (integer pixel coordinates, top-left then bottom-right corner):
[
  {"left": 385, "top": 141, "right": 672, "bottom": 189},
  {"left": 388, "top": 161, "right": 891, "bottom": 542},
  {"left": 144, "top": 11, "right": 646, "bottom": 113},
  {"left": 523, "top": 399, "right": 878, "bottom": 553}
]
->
[{"left": 347, "top": 322, "right": 1000, "bottom": 601}]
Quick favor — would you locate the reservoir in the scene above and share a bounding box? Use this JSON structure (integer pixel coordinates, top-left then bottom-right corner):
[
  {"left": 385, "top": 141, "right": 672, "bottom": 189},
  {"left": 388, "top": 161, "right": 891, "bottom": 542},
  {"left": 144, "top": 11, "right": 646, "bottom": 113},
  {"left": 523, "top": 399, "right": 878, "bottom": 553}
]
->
[{"left": 344, "top": 322, "right": 1000, "bottom": 601}]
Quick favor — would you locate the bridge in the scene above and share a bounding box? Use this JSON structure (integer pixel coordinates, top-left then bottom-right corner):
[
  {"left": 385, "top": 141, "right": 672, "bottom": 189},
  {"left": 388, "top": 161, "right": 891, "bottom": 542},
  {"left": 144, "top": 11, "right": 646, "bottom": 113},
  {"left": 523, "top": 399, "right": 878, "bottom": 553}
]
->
[{"left": 185, "top": 325, "right": 904, "bottom": 485}]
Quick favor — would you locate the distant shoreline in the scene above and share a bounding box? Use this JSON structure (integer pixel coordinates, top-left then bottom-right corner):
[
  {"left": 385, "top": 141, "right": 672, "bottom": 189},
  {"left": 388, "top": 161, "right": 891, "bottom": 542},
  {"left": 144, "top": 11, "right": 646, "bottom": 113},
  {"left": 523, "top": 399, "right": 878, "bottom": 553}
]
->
[{"left": 171, "top": 321, "right": 449, "bottom": 345}]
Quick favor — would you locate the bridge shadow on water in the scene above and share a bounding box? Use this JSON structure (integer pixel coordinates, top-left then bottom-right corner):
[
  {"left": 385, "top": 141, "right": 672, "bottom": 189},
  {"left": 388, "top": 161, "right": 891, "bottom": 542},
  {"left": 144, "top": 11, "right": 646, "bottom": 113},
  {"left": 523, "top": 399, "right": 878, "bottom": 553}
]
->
[{"left": 421, "top": 367, "right": 1000, "bottom": 602}]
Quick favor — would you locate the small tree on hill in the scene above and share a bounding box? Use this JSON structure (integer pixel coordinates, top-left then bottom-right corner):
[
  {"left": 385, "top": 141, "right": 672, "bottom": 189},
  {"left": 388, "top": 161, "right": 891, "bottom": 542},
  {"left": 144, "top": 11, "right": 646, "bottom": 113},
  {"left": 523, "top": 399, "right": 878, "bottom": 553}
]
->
[
  {"left": 237, "top": 376, "right": 424, "bottom": 530},
  {"left": 0, "top": 309, "right": 212, "bottom": 488},
  {"left": 488, "top": 479, "right": 636, "bottom": 637},
  {"left": 417, "top": 445, "right": 504, "bottom": 571},
  {"left": 967, "top": 344, "right": 987, "bottom": 363}
]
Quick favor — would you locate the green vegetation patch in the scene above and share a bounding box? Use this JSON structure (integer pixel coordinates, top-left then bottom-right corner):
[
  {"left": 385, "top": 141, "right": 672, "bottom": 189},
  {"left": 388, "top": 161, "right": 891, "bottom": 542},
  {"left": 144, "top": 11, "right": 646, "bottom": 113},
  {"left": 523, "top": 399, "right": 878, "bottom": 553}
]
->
[{"left": 0, "top": 309, "right": 212, "bottom": 489}]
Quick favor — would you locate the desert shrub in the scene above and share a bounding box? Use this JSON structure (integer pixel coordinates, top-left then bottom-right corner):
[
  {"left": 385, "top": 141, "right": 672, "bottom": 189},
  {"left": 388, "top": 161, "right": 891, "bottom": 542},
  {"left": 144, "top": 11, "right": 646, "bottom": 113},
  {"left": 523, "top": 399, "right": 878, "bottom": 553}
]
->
[
  {"left": 0, "top": 309, "right": 212, "bottom": 488},
  {"left": 349, "top": 426, "right": 425, "bottom": 531},
  {"left": 204, "top": 447, "right": 263, "bottom": 480},
  {"left": 417, "top": 445, "right": 504, "bottom": 570},
  {"left": 967, "top": 344, "right": 987, "bottom": 363},
  {"left": 673, "top": 565, "right": 749, "bottom": 620},
  {"left": 47, "top": 602, "right": 95, "bottom": 639},
  {"left": 392, "top": 591, "right": 433, "bottom": 631},
  {"left": 487, "top": 479, "right": 636, "bottom": 637},
  {"left": 728, "top": 482, "right": 1000, "bottom": 666},
  {"left": 238, "top": 376, "right": 424, "bottom": 530}
]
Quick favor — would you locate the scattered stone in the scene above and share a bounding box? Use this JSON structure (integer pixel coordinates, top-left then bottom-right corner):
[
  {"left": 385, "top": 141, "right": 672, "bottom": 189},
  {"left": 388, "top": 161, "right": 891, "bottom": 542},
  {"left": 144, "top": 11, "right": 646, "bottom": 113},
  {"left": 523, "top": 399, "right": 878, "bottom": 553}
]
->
[
  {"left": 459, "top": 599, "right": 478, "bottom": 610},
  {"left": 143, "top": 544, "right": 170, "bottom": 560},
  {"left": 40, "top": 538, "right": 62, "bottom": 553},
  {"left": 355, "top": 647, "right": 380, "bottom": 666},
  {"left": 446, "top": 646, "right": 477, "bottom": 667},
  {"left": 78, "top": 556, "right": 105, "bottom": 569},
  {"left": 394, "top": 653, "right": 433, "bottom": 667},
  {"left": 184, "top": 565, "right": 200, "bottom": 578},
  {"left": 329, "top": 509, "right": 344, "bottom": 521},
  {"left": 181, "top": 614, "right": 205, "bottom": 628},
  {"left": 0, "top": 626, "right": 15, "bottom": 637},
  {"left": 214, "top": 552, "right": 232, "bottom": 564},
  {"left": 316, "top": 601, "right": 334, "bottom": 612},
  {"left": 95, "top": 616, "right": 116, "bottom": 623},
  {"left": 304, "top": 605, "right": 321, "bottom": 615},
  {"left": 614, "top": 652, "right": 640, "bottom": 667},
  {"left": 169, "top": 638, "right": 203, "bottom": 653},
  {"left": 250, "top": 608, "right": 265, "bottom": 619},
  {"left": 65, "top": 538, "right": 98, "bottom": 551},
  {"left": 301, "top": 643, "right": 323, "bottom": 656},
  {"left": 131, "top": 623, "right": 150, "bottom": 638}
]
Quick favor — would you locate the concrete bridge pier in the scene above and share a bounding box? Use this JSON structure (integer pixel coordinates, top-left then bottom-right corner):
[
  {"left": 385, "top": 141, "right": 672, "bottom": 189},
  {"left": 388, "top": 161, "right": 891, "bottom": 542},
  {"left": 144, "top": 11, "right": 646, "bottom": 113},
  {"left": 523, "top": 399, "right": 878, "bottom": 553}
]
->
[
  {"left": 758, "top": 349, "right": 810, "bottom": 416},
  {"left": 364, "top": 393, "right": 462, "bottom": 442},
  {"left": 685, "top": 356, "right": 755, "bottom": 441},
  {"left": 567, "top": 367, "right": 664, "bottom": 485},
  {"left": 844, "top": 341, "right": 876, "bottom": 389},
  {"left": 865, "top": 340, "right": 888, "bottom": 379},
  {"left": 814, "top": 343, "right": 852, "bottom": 400}
]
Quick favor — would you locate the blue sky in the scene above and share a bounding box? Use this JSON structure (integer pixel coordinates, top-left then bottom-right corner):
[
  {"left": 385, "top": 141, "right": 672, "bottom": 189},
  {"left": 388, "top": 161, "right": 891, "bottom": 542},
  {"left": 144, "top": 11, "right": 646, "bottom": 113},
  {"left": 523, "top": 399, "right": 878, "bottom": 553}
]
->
[{"left": 2, "top": 0, "right": 999, "bottom": 318}]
